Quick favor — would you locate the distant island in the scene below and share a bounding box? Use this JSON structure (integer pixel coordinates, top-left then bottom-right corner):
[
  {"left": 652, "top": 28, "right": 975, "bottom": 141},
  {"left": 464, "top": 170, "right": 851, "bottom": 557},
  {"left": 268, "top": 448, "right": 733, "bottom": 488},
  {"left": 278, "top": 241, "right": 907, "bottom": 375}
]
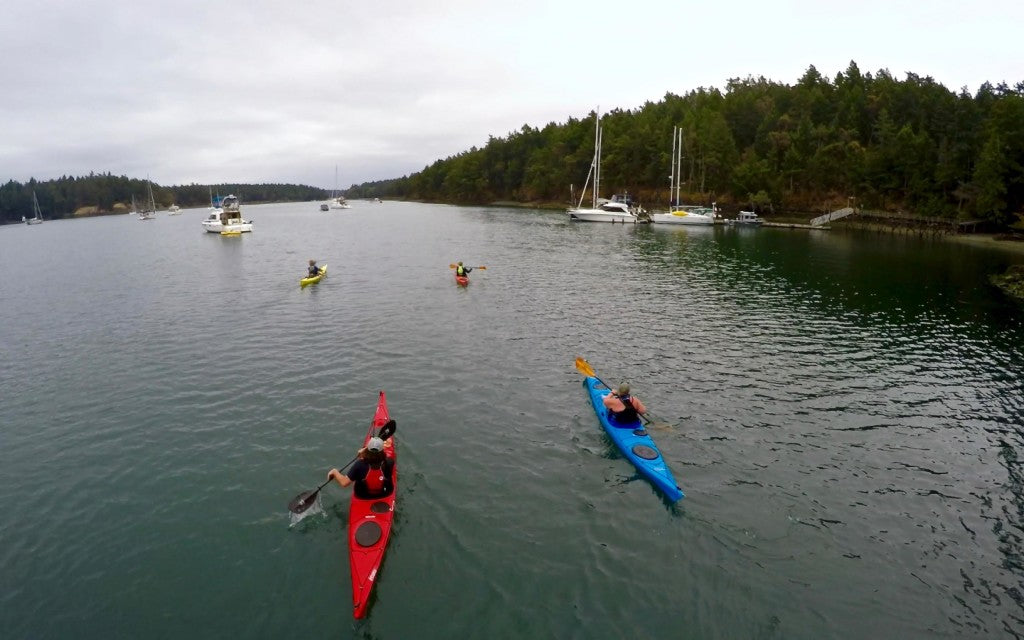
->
[{"left": 1, "top": 175, "right": 327, "bottom": 224}]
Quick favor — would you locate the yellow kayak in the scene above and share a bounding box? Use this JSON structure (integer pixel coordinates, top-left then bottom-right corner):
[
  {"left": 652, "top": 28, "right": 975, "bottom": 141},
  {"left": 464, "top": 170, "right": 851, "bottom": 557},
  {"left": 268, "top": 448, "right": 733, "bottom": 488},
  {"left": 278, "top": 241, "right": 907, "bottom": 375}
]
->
[{"left": 300, "top": 264, "right": 327, "bottom": 287}]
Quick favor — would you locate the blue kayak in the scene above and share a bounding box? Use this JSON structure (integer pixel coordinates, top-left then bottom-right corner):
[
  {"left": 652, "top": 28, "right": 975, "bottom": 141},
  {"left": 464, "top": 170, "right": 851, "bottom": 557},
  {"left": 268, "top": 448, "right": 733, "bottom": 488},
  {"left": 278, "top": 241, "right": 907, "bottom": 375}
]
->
[{"left": 582, "top": 376, "right": 684, "bottom": 502}]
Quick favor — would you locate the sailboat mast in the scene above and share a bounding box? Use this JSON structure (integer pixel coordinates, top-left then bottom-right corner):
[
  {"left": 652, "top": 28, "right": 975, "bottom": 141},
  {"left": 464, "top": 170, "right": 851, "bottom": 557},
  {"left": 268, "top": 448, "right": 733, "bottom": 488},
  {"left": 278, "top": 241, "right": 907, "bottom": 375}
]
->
[
  {"left": 675, "top": 127, "right": 683, "bottom": 207},
  {"left": 670, "top": 126, "right": 677, "bottom": 208},
  {"left": 594, "top": 111, "right": 602, "bottom": 208}
]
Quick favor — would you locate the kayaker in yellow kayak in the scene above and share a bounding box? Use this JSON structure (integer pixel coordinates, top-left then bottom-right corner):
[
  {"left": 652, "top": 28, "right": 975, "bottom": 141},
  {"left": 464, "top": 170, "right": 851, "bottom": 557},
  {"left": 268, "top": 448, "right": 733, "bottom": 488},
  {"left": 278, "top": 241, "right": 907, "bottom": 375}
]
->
[
  {"left": 307, "top": 259, "right": 323, "bottom": 278},
  {"left": 603, "top": 383, "right": 648, "bottom": 424},
  {"left": 327, "top": 437, "right": 395, "bottom": 499}
]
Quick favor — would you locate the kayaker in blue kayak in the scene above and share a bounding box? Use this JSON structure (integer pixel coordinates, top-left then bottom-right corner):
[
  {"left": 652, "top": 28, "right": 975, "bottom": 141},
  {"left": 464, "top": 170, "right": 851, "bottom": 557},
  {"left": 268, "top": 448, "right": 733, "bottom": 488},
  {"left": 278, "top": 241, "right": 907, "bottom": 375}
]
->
[
  {"left": 328, "top": 437, "right": 395, "bottom": 499},
  {"left": 603, "top": 383, "right": 648, "bottom": 425},
  {"left": 455, "top": 261, "right": 473, "bottom": 278},
  {"left": 308, "top": 259, "right": 323, "bottom": 278}
]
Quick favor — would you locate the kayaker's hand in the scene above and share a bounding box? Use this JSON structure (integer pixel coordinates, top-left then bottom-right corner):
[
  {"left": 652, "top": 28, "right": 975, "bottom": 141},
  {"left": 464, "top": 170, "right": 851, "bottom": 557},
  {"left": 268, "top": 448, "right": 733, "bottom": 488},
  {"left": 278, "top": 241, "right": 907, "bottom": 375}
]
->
[{"left": 328, "top": 468, "right": 340, "bottom": 480}]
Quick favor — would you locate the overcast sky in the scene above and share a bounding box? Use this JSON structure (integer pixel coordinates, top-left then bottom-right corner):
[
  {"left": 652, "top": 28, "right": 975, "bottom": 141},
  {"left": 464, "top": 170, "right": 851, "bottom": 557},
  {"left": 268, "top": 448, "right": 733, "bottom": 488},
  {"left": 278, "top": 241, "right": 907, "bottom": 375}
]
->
[{"left": 2, "top": 0, "right": 1020, "bottom": 190}]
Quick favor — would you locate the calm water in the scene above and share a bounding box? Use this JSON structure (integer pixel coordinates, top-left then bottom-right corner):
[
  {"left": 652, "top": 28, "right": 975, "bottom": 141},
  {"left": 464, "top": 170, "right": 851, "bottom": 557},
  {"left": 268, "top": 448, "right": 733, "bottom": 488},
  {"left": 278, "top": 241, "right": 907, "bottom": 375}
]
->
[{"left": 2, "top": 202, "right": 1023, "bottom": 639}]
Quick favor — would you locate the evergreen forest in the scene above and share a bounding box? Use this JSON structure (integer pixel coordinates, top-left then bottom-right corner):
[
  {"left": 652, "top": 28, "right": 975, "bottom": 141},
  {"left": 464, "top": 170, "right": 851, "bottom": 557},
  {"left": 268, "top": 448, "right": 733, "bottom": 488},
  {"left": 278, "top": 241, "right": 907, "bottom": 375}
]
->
[{"left": 346, "top": 62, "right": 1024, "bottom": 226}]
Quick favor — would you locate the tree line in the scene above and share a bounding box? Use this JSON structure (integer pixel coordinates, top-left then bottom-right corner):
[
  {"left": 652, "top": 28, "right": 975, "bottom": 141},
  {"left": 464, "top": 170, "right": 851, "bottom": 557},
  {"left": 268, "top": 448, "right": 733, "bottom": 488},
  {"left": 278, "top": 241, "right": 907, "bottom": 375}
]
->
[
  {"left": 346, "top": 62, "right": 1024, "bottom": 226},
  {"left": 0, "top": 173, "right": 327, "bottom": 223}
]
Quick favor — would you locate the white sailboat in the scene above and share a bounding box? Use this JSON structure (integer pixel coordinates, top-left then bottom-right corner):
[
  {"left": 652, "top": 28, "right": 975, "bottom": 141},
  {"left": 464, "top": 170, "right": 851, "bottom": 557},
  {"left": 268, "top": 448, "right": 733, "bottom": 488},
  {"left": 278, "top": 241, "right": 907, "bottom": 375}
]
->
[
  {"left": 650, "top": 126, "right": 715, "bottom": 226},
  {"left": 138, "top": 181, "right": 157, "bottom": 220},
  {"left": 25, "top": 191, "right": 43, "bottom": 225},
  {"left": 326, "top": 165, "right": 350, "bottom": 210},
  {"left": 567, "top": 110, "right": 639, "bottom": 223}
]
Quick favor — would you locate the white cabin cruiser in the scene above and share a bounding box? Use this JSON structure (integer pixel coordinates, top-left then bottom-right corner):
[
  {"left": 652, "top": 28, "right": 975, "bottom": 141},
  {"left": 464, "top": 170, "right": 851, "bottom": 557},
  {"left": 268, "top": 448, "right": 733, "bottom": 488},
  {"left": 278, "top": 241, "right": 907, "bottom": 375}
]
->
[
  {"left": 201, "top": 194, "right": 253, "bottom": 233},
  {"left": 568, "top": 193, "right": 641, "bottom": 223}
]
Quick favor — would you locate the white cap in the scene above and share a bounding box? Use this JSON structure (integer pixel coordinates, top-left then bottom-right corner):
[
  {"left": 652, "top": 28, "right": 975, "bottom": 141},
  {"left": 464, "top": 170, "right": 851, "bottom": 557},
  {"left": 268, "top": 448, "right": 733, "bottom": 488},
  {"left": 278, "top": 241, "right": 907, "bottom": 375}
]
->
[{"left": 366, "top": 437, "right": 385, "bottom": 452}]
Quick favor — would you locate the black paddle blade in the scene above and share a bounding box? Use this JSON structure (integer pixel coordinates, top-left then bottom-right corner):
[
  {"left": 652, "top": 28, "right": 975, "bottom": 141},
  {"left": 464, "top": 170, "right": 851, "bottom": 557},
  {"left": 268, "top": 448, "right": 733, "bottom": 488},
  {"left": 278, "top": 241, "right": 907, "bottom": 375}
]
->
[
  {"left": 288, "top": 490, "right": 319, "bottom": 514},
  {"left": 378, "top": 419, "right": 397, "bottom": 441}
]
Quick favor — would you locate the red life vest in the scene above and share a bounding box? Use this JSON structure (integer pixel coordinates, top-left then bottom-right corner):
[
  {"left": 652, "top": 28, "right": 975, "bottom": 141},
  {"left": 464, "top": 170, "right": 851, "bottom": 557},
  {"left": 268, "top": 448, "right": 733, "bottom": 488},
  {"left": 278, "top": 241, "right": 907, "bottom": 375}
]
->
[{"left": 362, "top": 460, "right": 388, "bottom": 495}]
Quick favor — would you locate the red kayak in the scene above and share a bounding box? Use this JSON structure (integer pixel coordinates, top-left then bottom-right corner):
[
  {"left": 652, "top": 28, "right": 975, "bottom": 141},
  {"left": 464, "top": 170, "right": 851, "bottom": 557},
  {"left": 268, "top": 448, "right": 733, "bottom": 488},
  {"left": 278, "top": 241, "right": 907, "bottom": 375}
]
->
[
  {"left": 348, "top": 391, "right": 397, "bottom": 619},
  {"left": 455, "top": 273, "right": 469, "bottom": 286}
]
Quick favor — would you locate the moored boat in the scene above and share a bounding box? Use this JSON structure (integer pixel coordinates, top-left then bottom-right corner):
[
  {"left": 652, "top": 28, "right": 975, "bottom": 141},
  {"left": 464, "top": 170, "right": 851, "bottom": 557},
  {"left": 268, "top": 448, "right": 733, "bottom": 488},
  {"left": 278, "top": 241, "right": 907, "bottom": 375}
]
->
[
  {"left": 567, "top": 110, "right": 640, "bottom": 223},
  {"left": 300, "top": 264, "right": 328, "bottom": 287},
  {"left": 25, "top": 191, "right": 43, "bottom": 225},
  {"left": 348, "top": 391, "right": 397, "bottom": 619},
  {"left": 201, "top": 194, "right": 253, "bottom": 233},
  {"left": 650, "top": 126, "right": 715, "bottom": 226},
  {"left": 582, "top": 376, "right": 684, "bottom": 502},
  {"left": 729, "top": 210, "right": 762, "bottom": 225}
]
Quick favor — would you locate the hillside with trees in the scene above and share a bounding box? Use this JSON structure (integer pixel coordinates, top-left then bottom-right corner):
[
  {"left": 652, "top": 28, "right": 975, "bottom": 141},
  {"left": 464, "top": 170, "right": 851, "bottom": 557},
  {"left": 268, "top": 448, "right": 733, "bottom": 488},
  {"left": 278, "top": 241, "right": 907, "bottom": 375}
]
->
[
  {"left": 346, "top": 62, "right": 1024, "bottom": 226},
  {"left": 1, "top": 174, "right": 326, "bottom": 224}
]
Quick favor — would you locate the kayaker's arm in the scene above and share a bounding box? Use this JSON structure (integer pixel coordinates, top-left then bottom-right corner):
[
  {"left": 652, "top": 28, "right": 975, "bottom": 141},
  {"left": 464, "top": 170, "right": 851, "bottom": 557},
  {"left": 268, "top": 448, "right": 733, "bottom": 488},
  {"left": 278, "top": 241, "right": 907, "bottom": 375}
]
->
[{"left": 328, "top": 468, "right": 353, "bottom": 488}]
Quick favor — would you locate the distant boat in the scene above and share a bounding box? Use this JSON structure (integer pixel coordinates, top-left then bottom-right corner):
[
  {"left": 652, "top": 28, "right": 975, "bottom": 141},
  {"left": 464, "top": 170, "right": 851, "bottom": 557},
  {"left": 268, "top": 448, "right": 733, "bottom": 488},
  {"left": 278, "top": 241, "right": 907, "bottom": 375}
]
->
[
  {"left": 325, "top": 165, "right": 351, "bottom": 210},
  {"left": 25, "top": 191, "right": 43, "bottom": 225},
  {"left": 167, "top": 204, "right": 181, "bottom": 215},
  {"left": 201, "top": 194, "right": 253, "bottom": 234},
  {"left": 138, "top": 182, "right": 157, "bottom": 220},
  {"left": 567, "top": 110, "right": 639, "bottom": 223},
  {"left": 650, "top": 126, "right": 715, "bottom": 226}
]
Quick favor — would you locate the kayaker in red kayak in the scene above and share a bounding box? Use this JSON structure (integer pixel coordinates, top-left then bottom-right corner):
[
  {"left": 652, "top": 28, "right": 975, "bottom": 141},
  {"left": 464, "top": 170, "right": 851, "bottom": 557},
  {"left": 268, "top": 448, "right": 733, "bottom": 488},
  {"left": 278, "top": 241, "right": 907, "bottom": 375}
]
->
[
  {"left": 328, "top": 437, "right": 395, "bottom": 499},
  {"left": 603, "top": 383, "right": 648, "bottom": 425},
  {"left": 455, "top": 261, "right": 473, "bottom": 278}
]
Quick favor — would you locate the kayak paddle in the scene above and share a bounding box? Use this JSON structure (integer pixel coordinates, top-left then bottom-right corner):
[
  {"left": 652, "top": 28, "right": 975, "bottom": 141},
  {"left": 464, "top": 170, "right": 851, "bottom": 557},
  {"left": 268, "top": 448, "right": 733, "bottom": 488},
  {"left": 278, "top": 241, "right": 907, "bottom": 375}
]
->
[
  {"left": 448, "top": 263, "right": 487, "bottom": 270},
  {"left": 573, "top": 357, "right": 672, "bottom": 429},
  {"left": 288, "top": 419, "right": 397, "bottom": 514}
]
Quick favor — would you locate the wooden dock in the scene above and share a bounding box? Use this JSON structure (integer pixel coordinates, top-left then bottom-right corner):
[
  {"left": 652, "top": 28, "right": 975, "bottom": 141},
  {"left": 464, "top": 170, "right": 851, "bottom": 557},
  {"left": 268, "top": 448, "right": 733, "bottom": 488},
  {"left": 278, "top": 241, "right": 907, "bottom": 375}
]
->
[{"left": 762, "top": 222, "right": 831, "bottom": 230}]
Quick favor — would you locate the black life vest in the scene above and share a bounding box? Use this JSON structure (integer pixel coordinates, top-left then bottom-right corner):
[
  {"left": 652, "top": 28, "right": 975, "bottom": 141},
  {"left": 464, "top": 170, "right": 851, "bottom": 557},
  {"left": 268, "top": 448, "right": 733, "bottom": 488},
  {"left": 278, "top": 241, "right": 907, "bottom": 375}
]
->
[{"left": 611, "top": 394, "right": 639, "bottom": 423}]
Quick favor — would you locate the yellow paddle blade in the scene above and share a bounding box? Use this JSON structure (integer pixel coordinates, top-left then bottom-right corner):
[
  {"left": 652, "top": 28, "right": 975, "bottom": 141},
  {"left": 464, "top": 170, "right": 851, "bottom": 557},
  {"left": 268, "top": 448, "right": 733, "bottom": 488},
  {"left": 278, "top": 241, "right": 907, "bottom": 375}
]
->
[
  {"left": 449, "top": 263, "right": 457, "bottom": 269},
  {"left": 574, "top": 356, "right": 595, "bottom": 377},
  {"left": 476, "top": 266, "right": 487, "bottom": 270}
]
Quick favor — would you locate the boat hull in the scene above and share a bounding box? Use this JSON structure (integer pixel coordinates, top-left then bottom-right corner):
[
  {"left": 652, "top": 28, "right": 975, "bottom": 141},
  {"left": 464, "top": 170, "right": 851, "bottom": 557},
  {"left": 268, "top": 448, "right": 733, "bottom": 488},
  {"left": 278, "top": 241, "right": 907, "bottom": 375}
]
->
[
  {"left": 300, "top": 265, "right": 328, "bottom": 287},
  {"left": 582, "top": 377, "right": 683, "bottom": 502},
  {"left": 203, "top": 220, "right": 253, "bottom": 233},
  {"left": 650, "top": 212, "right": 714, "bottom": 225},
  {"left": 348, "top": 391, "right": 397, "bottom": 619},
  {"left": 455, "top": 273, "right": 469, "bottom": 286},
  {"left": 567, "top": 208, "right": 637, "bottom": 223}
]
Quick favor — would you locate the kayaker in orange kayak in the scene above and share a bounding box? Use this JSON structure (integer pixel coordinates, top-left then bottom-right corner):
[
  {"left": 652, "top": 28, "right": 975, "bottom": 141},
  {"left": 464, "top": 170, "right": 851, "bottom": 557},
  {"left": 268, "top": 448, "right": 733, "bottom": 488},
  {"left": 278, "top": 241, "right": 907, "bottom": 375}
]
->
[
  {"left": 455, "top": 261, "right": 473, "bottom": 278},
  {"left": 602, "top": 383, "right": 648, "bottom": 424},
  {"left": 328, "top": 437, "right": 395, "bottom": 499}
]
